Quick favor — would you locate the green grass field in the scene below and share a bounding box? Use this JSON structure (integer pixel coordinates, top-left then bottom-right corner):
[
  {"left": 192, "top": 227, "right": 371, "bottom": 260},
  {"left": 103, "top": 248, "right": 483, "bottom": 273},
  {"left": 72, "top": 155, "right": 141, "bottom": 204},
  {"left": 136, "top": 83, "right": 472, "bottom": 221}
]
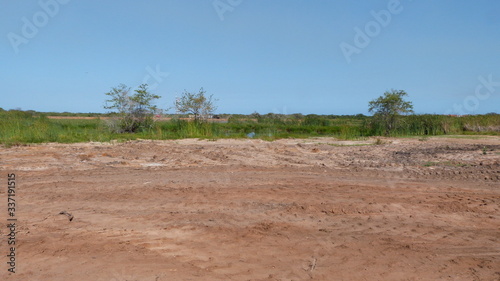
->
[{"left": 0, "top": 110, "right": 498, "bottom": 146}]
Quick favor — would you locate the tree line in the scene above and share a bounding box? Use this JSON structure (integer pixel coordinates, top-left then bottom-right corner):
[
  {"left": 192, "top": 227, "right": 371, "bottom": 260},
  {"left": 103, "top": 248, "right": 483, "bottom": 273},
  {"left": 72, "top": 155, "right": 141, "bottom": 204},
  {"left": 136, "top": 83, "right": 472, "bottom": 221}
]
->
[{"left": 102, "top": 84, "right": 433, "bottom": 136}]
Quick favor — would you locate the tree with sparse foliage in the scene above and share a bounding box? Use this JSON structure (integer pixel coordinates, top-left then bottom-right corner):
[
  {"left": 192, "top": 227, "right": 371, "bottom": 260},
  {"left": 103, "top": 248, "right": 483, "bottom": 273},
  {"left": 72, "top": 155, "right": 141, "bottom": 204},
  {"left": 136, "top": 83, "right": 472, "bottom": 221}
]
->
[
  {"left": 175, "top": 88, "right": 217, "bottom": 121},
  {"left": 368, "top": 89, "right": 414, "bottom": 135},
  {"left": 104, "top": 83, "right": 161, "bottom": 133}
]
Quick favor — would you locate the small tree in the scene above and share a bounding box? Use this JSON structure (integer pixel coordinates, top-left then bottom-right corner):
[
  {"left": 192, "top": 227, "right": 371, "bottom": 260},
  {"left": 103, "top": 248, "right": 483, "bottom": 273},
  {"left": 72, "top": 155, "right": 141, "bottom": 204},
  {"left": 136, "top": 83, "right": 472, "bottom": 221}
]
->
[
  {"left": 175, "top": 88, "right": 217, "bottom": 121},
  {"left": 368, "top": 89, "right": 414, "bottom": 135},
  {"left": 104, "top": 83, "right": 161, "bottom": 133}
]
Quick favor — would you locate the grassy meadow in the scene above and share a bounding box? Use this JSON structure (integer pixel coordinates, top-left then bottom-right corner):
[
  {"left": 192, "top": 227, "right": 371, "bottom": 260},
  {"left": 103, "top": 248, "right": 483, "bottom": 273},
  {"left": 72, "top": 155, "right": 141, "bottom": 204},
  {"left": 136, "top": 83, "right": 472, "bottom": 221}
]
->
[{"left": 0, "top": 110, "right": 499, "bottom": 146}]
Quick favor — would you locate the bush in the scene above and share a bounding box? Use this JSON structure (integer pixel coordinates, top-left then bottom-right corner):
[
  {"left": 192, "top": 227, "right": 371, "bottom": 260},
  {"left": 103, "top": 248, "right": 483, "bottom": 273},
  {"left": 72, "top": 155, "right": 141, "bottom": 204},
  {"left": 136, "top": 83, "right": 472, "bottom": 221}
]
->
[{"left": 104, "top": 84, "right": 160, "bottom": 133}]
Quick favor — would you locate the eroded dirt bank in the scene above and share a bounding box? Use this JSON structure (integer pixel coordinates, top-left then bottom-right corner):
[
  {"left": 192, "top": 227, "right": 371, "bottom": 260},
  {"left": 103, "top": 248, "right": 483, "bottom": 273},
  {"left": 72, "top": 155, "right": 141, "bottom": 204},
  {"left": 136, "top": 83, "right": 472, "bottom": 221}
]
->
[{"left": 0, "top": 136, "right": 499, "bottom": 280}]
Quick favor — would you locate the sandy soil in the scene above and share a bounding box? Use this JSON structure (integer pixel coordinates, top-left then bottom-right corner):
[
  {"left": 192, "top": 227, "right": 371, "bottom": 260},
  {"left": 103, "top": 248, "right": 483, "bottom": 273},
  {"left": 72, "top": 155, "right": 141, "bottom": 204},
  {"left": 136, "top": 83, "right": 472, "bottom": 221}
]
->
[{"left": 0, "top": 136, "right": 499, "bottom": 281}]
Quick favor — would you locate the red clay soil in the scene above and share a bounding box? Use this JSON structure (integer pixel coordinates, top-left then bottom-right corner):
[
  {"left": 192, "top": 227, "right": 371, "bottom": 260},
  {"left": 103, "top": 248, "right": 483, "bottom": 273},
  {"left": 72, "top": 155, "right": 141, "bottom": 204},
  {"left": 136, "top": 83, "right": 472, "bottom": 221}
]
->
[{"left": 0, "top": 136, "right": 499, "bottom": 280}]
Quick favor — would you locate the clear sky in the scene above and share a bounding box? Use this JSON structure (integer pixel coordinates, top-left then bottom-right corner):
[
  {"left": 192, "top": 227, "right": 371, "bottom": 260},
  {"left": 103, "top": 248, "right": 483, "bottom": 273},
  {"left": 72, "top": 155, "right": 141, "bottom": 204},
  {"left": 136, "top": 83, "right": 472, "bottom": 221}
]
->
[{"left": 1, "top": 0, "right": 499, "bottom": 115}]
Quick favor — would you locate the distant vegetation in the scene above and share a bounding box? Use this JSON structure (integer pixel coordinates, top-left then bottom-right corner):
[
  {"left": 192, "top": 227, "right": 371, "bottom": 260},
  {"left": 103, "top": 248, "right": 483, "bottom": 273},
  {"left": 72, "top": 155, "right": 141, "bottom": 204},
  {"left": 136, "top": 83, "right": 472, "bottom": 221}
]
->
[{"left": 0, "top": 108, "right": 499, "bottom": 146}]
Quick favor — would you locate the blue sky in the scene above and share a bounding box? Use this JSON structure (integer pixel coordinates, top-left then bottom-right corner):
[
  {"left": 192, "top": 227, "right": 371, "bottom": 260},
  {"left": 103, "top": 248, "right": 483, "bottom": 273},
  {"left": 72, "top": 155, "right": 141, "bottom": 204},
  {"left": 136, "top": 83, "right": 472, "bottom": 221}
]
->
[{"left": 1, "top": 0, "right": 499, "bottom": 115}]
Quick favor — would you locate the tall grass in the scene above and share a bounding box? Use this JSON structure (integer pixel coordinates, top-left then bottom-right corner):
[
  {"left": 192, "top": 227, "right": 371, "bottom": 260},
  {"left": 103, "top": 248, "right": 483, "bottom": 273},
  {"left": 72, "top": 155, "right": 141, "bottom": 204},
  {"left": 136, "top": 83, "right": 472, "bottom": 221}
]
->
[
  {"left": 1, "top": 111, "right": 498, "bottom": 145},
  {"left": 0, "top": 111, "right": 128, "bottom": 145},
  {"left": 367, "top": 114, "right": 500, "bottom": 136}
]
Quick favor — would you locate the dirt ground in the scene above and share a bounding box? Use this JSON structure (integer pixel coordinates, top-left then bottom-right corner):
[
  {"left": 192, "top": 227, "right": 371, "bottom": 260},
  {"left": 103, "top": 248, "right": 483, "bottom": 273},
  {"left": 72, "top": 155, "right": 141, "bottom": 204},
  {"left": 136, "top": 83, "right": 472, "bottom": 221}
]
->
[{"left": 0, "top": 136, "right": 499, "bottom": 281}]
